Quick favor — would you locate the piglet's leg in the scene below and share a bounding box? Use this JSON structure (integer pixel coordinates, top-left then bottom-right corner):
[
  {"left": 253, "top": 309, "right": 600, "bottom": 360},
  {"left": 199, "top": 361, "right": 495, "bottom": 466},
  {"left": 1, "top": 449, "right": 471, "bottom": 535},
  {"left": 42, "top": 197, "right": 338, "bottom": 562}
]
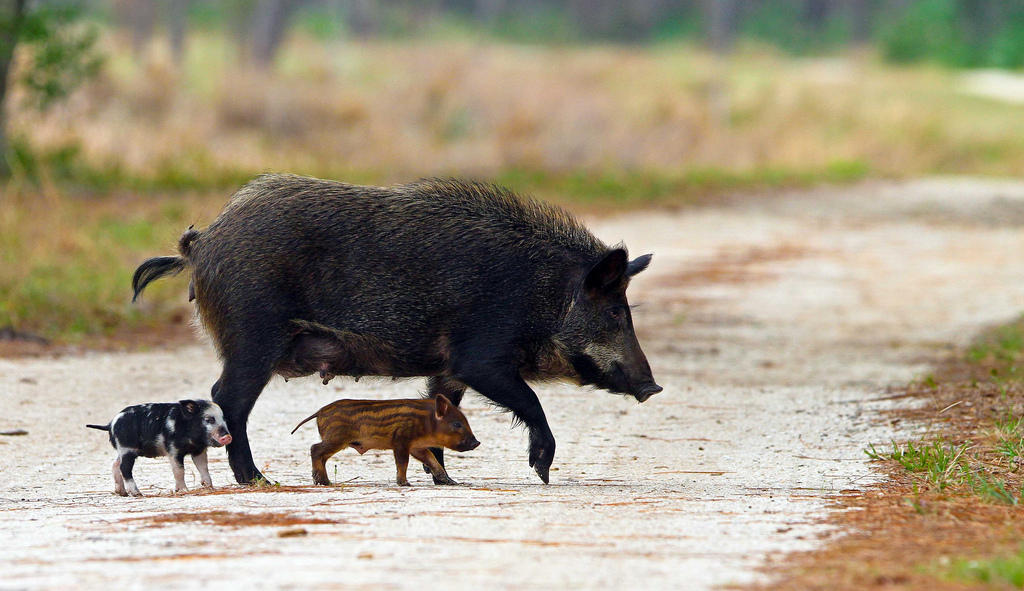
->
[
  {"left": 393, "top": 448, "right": 411, "bottom": 487},
  {"left": 112, "top": 457, "right": 126, "bottom": 496},
  {"left": 411, "top": 448, "right": 457, "bottom": 485},
  {"left": 192, "top": 450, "right": 212, "bottom": 488},
  {"left": 310, "top": 441, "right": 344, "bottom": 486},
  {"left": 119, "top": 452, "right": 142, "bottom": 497},
  {"left": 168, "top": 453, "right": 187, "bottom": 493}
]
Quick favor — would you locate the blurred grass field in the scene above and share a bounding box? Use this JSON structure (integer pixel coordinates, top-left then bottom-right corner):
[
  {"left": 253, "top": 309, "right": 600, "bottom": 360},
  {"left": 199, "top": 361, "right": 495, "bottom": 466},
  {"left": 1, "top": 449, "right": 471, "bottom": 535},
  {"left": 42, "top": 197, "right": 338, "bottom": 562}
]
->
[{"left": 3, "top": 32, "right": 1024, "bottom": 342}]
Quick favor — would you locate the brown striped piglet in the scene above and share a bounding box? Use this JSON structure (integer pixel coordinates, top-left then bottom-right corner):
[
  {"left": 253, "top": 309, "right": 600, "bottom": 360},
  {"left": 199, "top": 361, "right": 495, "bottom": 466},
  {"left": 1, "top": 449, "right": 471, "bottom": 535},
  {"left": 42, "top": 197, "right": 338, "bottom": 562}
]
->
[{"left": 290, "top": 395, "right": 479, "bottom": 487}]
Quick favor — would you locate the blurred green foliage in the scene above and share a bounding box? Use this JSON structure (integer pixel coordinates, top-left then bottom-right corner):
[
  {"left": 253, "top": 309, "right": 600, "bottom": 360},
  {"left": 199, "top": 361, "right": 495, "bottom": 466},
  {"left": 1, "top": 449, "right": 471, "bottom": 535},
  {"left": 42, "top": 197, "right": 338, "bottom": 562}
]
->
[
  {"left": 6, "top": 3, "right": 103, "bottom": 110},
  {"left": 882, "top": 0, "right": 1024, "bottom": 68},
  {"left": 276, "top": 1, "right": 1024, "bottom": 68}
]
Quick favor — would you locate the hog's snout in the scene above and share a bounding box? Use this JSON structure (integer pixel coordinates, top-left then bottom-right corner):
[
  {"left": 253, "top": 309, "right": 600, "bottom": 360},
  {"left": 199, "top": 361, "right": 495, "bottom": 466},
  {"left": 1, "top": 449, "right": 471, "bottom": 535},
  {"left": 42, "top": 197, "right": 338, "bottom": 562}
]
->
[
  {"left": 457, "top": 437, "right": 481, "bottom": 452},
  {"left": 209, "top": 431, "right": 232, "bottom": 447},
  {"left": 633, "top": 383, "right": 663, "bottom": 403}
]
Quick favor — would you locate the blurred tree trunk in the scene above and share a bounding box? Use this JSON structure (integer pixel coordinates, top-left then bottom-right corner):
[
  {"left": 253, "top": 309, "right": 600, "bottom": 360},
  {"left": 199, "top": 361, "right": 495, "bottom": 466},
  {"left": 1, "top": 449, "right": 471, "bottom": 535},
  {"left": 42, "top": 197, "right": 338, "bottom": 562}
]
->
[
  {"left": 474, "top": 0, "right": 505, "bottom": 24},
  {"left": 168, "top": 0, "right": 189, "bottom": 65},
  {"left": 706, "top": 0, "right": 737, "bottom": 54},
  {"left": 963, "top": 0, "right": 999, "bottom": 62},
  {"left": 346, "top": 0, "right": 379, "bottom": 38},
  {"left": 128, "top": 0, "right": 156, "bottom": 57},
  {"left": 803, "top": 0, "right": 831, "bottom": 30},
  {"left": 250, "top": 0, "right": 303, "bottom": 67},
  {"left": 0, "top": 0, "right": 26, "bottom": 177},
  {"left": 849, "top": 0, "right": 871, "bottom": 44},
  {"left": 569, "top": 0, "right": 666, "bottom": 41},
  {"left": 705, "top": 0, "right": 736, "bottom": 125}
]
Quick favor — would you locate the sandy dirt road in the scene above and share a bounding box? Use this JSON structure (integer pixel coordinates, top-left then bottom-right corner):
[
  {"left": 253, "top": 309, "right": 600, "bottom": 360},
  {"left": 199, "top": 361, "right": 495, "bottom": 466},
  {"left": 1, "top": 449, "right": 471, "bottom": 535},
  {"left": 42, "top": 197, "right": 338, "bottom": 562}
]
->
[{"left": 3, "top": 179, "right": 1024, "bottom": 590}]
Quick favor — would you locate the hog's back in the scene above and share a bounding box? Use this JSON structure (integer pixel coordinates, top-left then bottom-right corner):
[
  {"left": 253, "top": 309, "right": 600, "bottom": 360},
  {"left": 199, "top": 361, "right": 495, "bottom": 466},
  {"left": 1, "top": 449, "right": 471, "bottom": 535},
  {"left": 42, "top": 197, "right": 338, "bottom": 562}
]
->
[{"left": 188, "top": 175, "right": 606, "bottom": 358}]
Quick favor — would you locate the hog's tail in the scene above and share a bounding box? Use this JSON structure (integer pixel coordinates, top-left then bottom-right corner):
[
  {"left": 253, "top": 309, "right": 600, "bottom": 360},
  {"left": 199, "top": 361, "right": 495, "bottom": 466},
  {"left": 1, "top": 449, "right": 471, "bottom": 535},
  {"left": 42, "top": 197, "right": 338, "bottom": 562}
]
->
[
  {"left": 85, "top": 423, "right": 110, "bottom": 431},
  {"left": 290, "top": 412, "right": 319, "bottom": 435},
  {"left": 131, "top": 226, "right": 200, "bottom": 302}
]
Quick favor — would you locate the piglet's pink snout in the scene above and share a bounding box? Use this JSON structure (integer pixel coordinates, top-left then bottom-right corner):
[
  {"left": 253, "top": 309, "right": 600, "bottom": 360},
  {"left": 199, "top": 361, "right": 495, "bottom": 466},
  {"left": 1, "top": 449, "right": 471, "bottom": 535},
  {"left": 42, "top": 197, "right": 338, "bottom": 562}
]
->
[{"left": 218, "top": 434, "right": 233, "bottom": 445}]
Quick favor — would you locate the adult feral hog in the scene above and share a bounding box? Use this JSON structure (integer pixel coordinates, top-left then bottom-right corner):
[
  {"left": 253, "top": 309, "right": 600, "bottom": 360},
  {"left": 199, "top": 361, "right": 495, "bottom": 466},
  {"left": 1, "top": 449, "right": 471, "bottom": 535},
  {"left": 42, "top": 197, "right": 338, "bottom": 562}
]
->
[{"left": 132, "top": 174, "right": 661, "bottom": 485}]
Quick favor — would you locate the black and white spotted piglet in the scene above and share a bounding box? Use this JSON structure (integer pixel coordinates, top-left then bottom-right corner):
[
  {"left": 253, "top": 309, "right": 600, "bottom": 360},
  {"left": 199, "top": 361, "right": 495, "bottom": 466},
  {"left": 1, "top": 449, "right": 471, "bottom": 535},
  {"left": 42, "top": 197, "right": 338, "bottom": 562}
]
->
[{"left": 87, "top": 400, "right": 232, "bottom": 496}]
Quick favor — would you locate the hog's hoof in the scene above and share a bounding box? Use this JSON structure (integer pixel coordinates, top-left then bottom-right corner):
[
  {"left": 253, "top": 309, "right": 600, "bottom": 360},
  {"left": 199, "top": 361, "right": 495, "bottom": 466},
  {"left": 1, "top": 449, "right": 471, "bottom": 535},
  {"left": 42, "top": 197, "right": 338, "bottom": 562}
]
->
[
  {"left": 232, "top": 465, "right": 269, "bottom": 486},
  {"left": 114, "top": 489, "right": 128, "bottom": 497},
  {"left": 128, "top": 490, "right": 144, "bottom": 498},
  {"left": 528, "top": 433, "right": 555, "bottom": 485},
  {"left": 200, "top": 480, "right": 213, "bottom": 488},
  {"left": 396, "top": 480, "right": 411, "bottom": 487},
  {"left": 312, "top": 477, "right": 331, "bottom": 486},
  {"left": 432, "top": 475, "right": 459, "bottom": 486}
]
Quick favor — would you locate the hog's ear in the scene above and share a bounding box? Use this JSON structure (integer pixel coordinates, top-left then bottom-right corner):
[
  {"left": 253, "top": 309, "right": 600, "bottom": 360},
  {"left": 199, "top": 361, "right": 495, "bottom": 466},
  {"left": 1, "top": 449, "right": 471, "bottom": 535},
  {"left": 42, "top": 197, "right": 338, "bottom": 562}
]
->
[
  {"left": 584, "top": 248, "right": 629, "bottom": 296},
  {"left": 626, "top": 253, "right": 653, "bottom": 277},
  {"left": 434, "top": 395, "right": 451, "bottom": 420},
  {"left": 179, "top": 400, "right": 198, "bottom": 416}
]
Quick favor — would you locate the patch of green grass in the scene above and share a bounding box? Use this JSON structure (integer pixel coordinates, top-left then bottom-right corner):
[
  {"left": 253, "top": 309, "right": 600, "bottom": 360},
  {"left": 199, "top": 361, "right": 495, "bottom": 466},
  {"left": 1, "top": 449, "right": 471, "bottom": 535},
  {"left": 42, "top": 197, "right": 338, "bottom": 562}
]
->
[
  {"left": 866, "top": 315, "right": 1024, "bottom": 509},
  {"left": 865, "top": 440, "right": 968, "bottom": 490},
  {"left": 496, "top": 159, "right": 870, "bottom": 206},
  {"left": 10, "top": 139, "right": 257, "bottom": 192},
  {"left": 995, "top": 412, "right": 1024, "bottom": 464},
  {"left": 964, "top": 470, "right": 1021, "bottom": 506},
  {"left": 866, "top": 438, "right": 1023, "bottom": 505},
  {"left": 968, "top": 316, "right": 1024, "bottom": 367},
  {"left": 16, "top": 136, "right": 873, "bottom": 202},
  {"left": 945, "top": 548, "right": 1024, "bottom": 588},
  {"left": 0, "top": 190, "right": 198, "bottom": 341}
]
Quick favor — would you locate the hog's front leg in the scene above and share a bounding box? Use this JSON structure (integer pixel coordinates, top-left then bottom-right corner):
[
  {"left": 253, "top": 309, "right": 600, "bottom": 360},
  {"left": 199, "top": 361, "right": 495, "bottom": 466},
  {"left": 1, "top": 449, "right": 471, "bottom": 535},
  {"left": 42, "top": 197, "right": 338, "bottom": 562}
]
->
[
  {"left": 458, "top": 364, "right": 555, "bottom": 484},
  {"left": 393, "top": 447, "right": 411, "bottom": 487},
  {"left": 192, "top": 450, "right": 213, "bottom": 488},
  {"left": 411, "top": 448, "right": 457, "bottom": 485},
  {"left": 168, "top": 453, "right": 187, "bottom": 493}
]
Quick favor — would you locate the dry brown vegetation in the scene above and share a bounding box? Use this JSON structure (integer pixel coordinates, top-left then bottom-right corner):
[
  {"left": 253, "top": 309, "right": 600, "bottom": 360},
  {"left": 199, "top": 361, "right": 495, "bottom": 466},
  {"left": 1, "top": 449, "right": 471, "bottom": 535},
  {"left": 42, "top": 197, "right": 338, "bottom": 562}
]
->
[
  {"left": 14, "top": 33, "right": 1024, "bottom": 183},
  {"left": 121, "top": 510, "right": 335, "bottom": 528}
]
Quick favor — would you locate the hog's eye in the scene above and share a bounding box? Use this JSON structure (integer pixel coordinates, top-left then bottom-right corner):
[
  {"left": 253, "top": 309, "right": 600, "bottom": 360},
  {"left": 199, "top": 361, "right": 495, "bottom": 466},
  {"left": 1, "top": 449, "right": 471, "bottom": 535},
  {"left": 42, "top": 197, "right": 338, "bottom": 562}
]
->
[
  {"left": 205, "top": 417, "right": 215, "bottom": 424},
  {"left": 451, "top": 421, "right": 463, "bottom": 430}
]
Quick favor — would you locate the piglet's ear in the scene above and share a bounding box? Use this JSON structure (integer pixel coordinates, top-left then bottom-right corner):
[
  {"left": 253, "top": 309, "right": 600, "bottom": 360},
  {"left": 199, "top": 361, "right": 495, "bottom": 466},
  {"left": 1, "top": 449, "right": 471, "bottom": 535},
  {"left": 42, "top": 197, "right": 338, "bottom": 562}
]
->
[
  {"left": 179, "top": 400, "right": 198, "bottom": 416},
  {"left": 434, "top": 395, "right": 451, "bottom": 420}
]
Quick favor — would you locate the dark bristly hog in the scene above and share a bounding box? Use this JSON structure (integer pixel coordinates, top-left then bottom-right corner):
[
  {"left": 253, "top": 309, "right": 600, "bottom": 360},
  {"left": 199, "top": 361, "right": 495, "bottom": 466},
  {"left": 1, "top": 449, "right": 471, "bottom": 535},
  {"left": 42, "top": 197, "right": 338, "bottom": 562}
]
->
[
  {"left": 131, "top": 174, "right": 661, "bottom": 485},
  {"left": 291, "top": 395, "right": 480, "bottom": 486},
  {"left": 87, "top": 400, "right": 232, "bottom": 496}
]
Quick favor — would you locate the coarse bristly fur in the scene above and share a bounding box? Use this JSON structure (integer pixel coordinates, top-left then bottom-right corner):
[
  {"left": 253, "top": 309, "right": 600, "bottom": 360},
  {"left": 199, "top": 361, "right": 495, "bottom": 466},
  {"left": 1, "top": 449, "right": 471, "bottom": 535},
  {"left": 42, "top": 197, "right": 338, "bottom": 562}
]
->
[{"left": 132, "top": 174, "right": 661, "bottom": 486}]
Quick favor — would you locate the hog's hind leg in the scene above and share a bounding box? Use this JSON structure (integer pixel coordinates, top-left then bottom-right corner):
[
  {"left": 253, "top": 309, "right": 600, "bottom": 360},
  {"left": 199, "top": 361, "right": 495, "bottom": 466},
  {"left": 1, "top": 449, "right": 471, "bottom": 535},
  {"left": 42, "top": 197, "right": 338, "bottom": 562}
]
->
[
  {"left": 112, "top": 457, "right": 126, "bottom": 496},
  {"left": 394, "top": 447, "right": 411, "bottom": 487},
  {"left": 168, "top": 451, "right": 188, "bottom": 493},
  {"left": 213, "top": 355, "right": 277, "bottom": 485},
  {"left": 118, "top": 451, "right": 142, "bottom": 497},
  {"left": 310, "top": 440, "right": 345, "bottom": 486}
]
